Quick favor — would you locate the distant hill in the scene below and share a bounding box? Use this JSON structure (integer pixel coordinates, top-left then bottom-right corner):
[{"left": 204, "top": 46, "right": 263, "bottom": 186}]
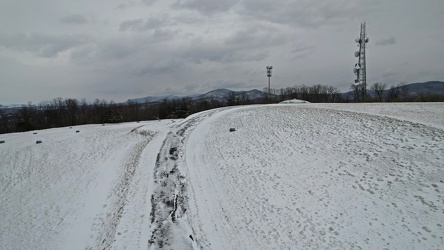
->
[
  {"left": 130, "top": 81, "right": 444, "bottom": 104},
  {"left": 127, "top": 89, "right": 266, "bottom": 104},
  {"left": 406, "top": 81, "right": 444, "bottom": 95},
  {"left": 341, "top": 81, "right": 444, "bottom": 99},
  {"left": 128, "top": 95, "right": 182, "bottom": 103}
]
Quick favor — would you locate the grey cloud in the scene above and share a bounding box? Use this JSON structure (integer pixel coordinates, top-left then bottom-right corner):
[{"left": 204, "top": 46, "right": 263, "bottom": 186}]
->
[
  {"left": 225, "top": 26, "right": 289, "bottom": 49},
  {"left": 133, "top": 59, "right": 183, "bottom": 76},
  {"left": 142, "top": 0, "right": 157, "bottom": 6},
  {"left": 182, "top": 46, "right": 268, "bottom": 64},
  {"left": 172, "top": 0, "right": 237, "bottom": 15},
  {"left": 176, "top": 26, "right": 292, "bottom": 64},
  {"left": 375, "top": 37, "right": 396, "bottom": 46},
  {"left": 115, "top": 3, "right": 128, "bottom": 10},
  {"left": 115, "top": 2, "right": 136, "bottom": 10},
  {"left": 381, "top": 71, "right": 397, "bottom": 79},
  {"left": 291, "top": 46, "right": 315, "bottom": 60},
  {"left": 401, "top": 61, "right": 410, "bottom": 66},
  {"left": 70, "top": 29, "right": 179, "bottom": 67},
  {"left": 120, "top": 19, "right": 144, "bottom": 31},
  {"left": 70, "top": 40, "right": 137, "bottom": 65},
  {"left": 152, "top": 29, "right": 178, "bottom": 40},
  {"left": 69, "top": 33, "right": 178, "bottom": 70},
  {"left": 239, "top": 0, "right": 377, "bottom": 28},
  {"left": 0, "top": 33, "right": 86, "bottom": 57},
  {"left": 60, "top": 14, "right": 88, "bottom": 24},
  {"left": 120, "top": 18, "right": 167, "bottom": 32}
]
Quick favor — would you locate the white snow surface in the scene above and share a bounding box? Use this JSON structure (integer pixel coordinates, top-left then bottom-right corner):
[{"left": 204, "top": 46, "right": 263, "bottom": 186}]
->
[
  {"left": 280, "top": 99, "right": 310, "bottom": 104},
  {"left": 1, "top": 103, "right": 444, "bottom": 249}
]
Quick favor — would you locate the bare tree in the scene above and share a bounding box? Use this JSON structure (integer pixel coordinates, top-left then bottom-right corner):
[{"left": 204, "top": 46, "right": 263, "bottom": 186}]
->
[
  {"left": 387, "top": 85, "right": 400, "bottom": 102},
  {"left": 226, "top": 91, "right": 238, "bottom": 106},
  {"left": 371, "top": 82, "right": 386, "bottom": 102},
  {"left": 350, "top": 84, "right": 363, "bottom": 102},
  {"left": 398, "top": 81, "right": 409, "bottom": 101},
  {"left": 238, "top": 92, "right": 250, "bottom": 105},
  {"left": 0, "top": 105, "right": 10, "bottom": 133},
  {"left": 327, "top": 86, "right": 341, "bottom": 103}
]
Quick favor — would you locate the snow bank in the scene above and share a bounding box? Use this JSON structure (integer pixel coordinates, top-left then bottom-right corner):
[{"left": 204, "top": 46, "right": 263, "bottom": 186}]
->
[{"left": 279, "top": 98, "right": 310, "bottom": 104}]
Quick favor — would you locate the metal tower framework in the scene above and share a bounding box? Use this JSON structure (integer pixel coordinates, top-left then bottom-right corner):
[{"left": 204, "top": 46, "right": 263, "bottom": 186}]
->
[
  {"left": 266, "top": 66, "right": 273, "bottom": 94},
  {"left": 353, "top": 22, "right": 369, "bottom": 98}
]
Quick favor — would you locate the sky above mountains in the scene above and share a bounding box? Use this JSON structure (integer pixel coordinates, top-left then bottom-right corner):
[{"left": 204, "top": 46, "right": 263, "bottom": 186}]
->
[{"left": 1, "top": 0, "right": 443, "bottom": 104}]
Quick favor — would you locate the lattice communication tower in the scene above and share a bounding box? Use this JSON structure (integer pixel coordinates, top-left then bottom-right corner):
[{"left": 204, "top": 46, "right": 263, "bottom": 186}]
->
[
  {"left": 266, "top": 66, "right": 273, "bottom": 94},
  {"left": 353, "top": 22, "right": 369, "bottom": 98}
]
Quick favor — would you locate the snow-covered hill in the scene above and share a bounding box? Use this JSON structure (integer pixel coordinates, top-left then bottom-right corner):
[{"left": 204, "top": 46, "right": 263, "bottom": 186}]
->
[{"left": 1, "top": 103, "right": 443, "bottom": 249}]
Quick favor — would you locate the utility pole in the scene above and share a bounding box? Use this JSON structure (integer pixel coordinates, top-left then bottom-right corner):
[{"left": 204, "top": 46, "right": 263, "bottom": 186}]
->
[
  {"left": 353, "top": 22, "right": 369, "bottom": 100},
  {"left": 266, "top": 66, "right": 273, "bottom": 95}
]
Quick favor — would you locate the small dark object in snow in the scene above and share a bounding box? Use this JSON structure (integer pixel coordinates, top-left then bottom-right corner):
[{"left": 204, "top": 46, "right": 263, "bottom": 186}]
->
[
  {"left": 169, "top": 147, "right": 177, "bottom": 155},
  {"left": 76, "top": 130, "right": 80, "bottom": 133},
  {"left": 229, "top": 128, "right": 236, "bottom": 132},
  {"left": 33, "top": 132, "right": 37, "bottom": 134},
  {"left": 0, "top": 140, "right": 5, "bottom": 144},
  {"left": 36, "top": 140, "right": 42, "bottom": 144},
  {"left": 102, "top": 124, "right": 105, "bottom": 126},
  {"left": 137, "top": 121, "right": 140, "bottom": 123},
  {"left": 189, "top": 235, "right": 194, "bottom": 241},
  {"left": 69, "top": 127, "right": 72, "bottom": 129}
]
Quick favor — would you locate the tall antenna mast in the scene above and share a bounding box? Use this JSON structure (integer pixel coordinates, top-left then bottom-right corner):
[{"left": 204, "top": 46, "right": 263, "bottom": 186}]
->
[
  {"left": 266, "top": 66, "right": 273, "bottom": 95},
  {"left": 353, "top": 22, "right": 369, "bottom": 99}
]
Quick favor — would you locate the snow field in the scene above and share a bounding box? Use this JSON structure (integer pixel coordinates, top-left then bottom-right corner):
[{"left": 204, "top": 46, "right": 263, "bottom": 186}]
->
[
  {"left": 0, "top": 121, "right": 173, "bottom": 250},
  {"left": 1, "top": 103, "right": 443, "bottom": 250},
  {"left": 185, "top": 104, "right": 444, "bottom": 249}
]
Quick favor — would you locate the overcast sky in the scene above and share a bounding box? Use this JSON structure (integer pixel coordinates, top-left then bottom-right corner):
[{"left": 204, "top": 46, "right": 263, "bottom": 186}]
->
[{"left": 1, "top": 0, "right": 443, "bottom": 104}]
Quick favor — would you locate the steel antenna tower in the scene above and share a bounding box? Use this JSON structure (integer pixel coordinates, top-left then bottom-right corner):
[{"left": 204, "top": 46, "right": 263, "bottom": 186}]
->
[
  {"left": 353, "top": 22, "right": 369, "bottom": 99},
  {"left": 266, "top": 66, "right": 273, "bottom": 94}
]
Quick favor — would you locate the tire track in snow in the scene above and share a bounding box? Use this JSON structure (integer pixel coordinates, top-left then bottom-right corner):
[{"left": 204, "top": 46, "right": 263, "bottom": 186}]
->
[
  {"left": 93, "top": 128, "right": 155, "bottom": 250},
  {"left": 148, "top": 109, "right": 223, "bottom": 249}
]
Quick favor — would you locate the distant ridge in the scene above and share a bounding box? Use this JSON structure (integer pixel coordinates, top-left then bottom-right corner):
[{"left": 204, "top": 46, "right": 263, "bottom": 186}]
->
[
  {"left": 130, "top": 81, "right": 444, "bottom": 104},
  {"left": 406, "top": 81, "right": 444, "bottom": 95},
  {"left": 341, "top": 81, "right": 444, "bottom": 98},
  {"left": 127, "top": 89, "right": 266, "bottom": 104}
]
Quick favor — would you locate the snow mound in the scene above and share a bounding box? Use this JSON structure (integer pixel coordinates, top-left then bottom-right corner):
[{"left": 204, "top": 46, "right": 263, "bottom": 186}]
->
[{"left": 279, "top": 98, "right": 310, "bottom": 104}]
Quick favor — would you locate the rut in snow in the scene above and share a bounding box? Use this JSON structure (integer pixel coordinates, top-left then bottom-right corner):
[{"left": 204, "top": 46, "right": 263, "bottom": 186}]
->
[
  {"left": 148, "top": 110, "right": 221, "bottom": 249},
  {"left": 148, "top": 131, "right": 188, "bottom": 248}
]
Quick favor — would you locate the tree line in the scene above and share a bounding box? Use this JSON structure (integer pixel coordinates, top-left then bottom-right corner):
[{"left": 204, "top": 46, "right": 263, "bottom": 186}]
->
[
  {"left": 0, "top": 95, "right": 244, "bottom": 134},
  {"left": 1, "top": 83, "right": 443, "bottom": 134},
  {"left": 350, "top": 82, "right": 444, "bottom": 102}
]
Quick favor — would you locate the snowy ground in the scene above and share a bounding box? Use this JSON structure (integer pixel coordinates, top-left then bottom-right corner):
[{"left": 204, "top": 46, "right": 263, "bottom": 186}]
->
[
  {"left": 0, "top": 120, "right": 176, "bottom": 250},
  {"left": 1, "top": 103, "right": 443, "bottom": 249}
]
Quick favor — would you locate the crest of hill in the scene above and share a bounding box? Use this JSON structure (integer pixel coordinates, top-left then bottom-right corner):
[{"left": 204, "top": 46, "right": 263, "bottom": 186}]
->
[
  {"left": 195, "top": 89, "right": 264, "bottom": 101},
  {"left": 407, "top": 81, "right": 444, "bottom": 95}
]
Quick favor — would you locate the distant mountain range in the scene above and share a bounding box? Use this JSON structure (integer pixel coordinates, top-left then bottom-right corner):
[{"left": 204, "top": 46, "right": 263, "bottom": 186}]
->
[
  {"left": 127, "top": 89, "right": 265, "bottom": 104},
  {"left": 131, "top": 81, "right": 444, "bottom": 104},
  {"left": 2, "top": 81, "right": 443, "bottom": 109},
  {"left": 405, "top": 81, "right": 444, "bottom": 95},
  {"left": 342, "top": 81, "right": 444, "bottom": 98}
]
